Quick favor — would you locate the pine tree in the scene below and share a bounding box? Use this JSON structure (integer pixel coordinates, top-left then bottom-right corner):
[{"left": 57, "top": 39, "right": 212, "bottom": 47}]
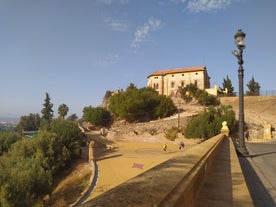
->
[
  {"left": 246, "top": 76, "right": 261, "bottom": 96},
  {"left": 222, "top": 75, "right": 236, "bottom": 96},
  {"left": 41, "top": 92, "right": 54, "bottom": 129}
]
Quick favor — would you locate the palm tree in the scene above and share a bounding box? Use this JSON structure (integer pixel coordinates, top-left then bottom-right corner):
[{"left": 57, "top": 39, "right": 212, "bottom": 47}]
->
[{"left": 58, "top": 104, "right": 69, "bottom": 119}]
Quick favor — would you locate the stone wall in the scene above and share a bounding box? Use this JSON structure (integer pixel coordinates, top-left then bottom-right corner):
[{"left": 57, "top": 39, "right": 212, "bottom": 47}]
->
[{"left": 108, "top": 116, "right": 191, "bottom": 138}]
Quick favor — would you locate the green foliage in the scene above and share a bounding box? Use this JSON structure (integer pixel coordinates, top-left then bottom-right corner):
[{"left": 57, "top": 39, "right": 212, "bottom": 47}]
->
[
  {"left": 15, "top": 113, "right": 41, "bottom": 132},
  {"left": 183, "top": 105, "right": 236, "bottom": 139},
  {"left": 58, "top": 104, "right": 69, "bottom": 119},
  {"left": 83, "top": 106, "right": 112, "bottom": 126},
  {"left": 153, "top": 95, "right": 177, "bottom": 118},
  {"left": 179, "top": 83, "right": 198, "bottom": 103},
  {"left": 0, "top": 119, "right": 83, "bottom": 206},
  {"left": 246, "top": 76, "right": 261, "bottom": 96},
  {"left": 67, "top": 113, "right": 78, "bottom": 121},
  {"left": 164, "top": 127, "right": 179, "bottom": 141},
  {"left": 41, "top": 92, "right": 54, "bottom": 130},
  {"left": 108, "top": 84, "right": 177, "bottom": 122},
  {"left": 195, "top": 90, "right": 220, "bottom": 106},
  {"left": 179, "top": 84, "right": 220, "bottom": 106},
  {"left": 0, "top": 136, "right": 53, "bottom": 206},
  {"left": 0, "top": 132, "right": 22, "bottom": 156},
  {"left": 222, "top": 75, "right": 236, "bottom": 96}
]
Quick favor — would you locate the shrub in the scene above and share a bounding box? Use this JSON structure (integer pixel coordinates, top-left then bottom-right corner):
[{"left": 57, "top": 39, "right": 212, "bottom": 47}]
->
[
  {"left": 108, "top": 84, "right": 177, "bottom": 122},
  {"left": 179, "top": 84, "right": 220, "bottom": 106},
  {"left": 165, "top": 127, "right": 179, "bottom": 141},
  {"left": 0, "top": 132, "right": 22, "bottom": 156},
  {"left": 0, "top": 119, "right": 83, "bottom": 207},
  {"left": 195, "top": 90, "right": 220, "bottom": 106},
  {"left": 183, "top": 105, "right": 236, "bottom": 139},
  {"left": 179, "top": 83, "right": 198, "bottom": 103},
  {"left": 83, "top": 106, "right": 112, "bottom": 126}
]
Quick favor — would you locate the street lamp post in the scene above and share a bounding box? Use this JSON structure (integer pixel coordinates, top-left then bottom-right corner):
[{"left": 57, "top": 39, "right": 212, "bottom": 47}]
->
[{"left": 232, "top": 29, "right": 249, "bottom": 156}]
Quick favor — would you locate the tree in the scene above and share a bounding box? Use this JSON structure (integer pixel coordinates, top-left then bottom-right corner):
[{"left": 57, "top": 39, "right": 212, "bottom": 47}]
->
[
  {"left": 179, "top": 83, "right": 198, "bottom": 103},
  {"left": 246, "top": 76, "right": 261, "bottom": 96},
  {"left": 67, "top": 113, "right": 78, "bottom": 121},
  {"left": 41, "top": 92, "right": 54, "bottom": 129},
  {"left": 0, "top": 120, "right": 84, "bottom": 206},
  {"left": 179, "top": 84, "right": 220, "bottom": 106},
  {"left": 195, "top": 90, "right": 220, "bottom": 106},
  {"left": 222, "top": 75, "right": 236, "bottom": 96},
  {"left": 0, "top": 132, "right": 21, "bottom": 156},
  {"left": 108, "top": 84, "right": 177, "bottom": 122},
  {"left": 58, "top": 104, "right": 69, "bottom": 119},
  {"left": 83, "top": 106, "right": 112, "bottom": 126},
  {"left": 15, "top": 113, "right": 41, "bottom": 132}
]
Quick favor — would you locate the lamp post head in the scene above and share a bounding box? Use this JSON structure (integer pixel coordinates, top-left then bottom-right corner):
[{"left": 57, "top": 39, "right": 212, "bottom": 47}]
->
[{"left": 234, "top": 29, "right": 246, "bottom": 49}]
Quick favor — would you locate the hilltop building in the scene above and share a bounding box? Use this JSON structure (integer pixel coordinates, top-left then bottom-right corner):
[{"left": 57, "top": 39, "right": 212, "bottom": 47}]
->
[{"left": 147, "top": 66, "right": 211, "bottom": 97}]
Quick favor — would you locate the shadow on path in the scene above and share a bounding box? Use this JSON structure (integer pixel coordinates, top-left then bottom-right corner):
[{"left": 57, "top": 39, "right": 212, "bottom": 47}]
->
[
  {"left": 239, "top": 157, "right": 275, "bottom": 207},
  {"left": 194, "top": 137, "right": 233, "bottom": 207},
  {"left": 248, "top": 151, "right": 276, "bottom": 158}
]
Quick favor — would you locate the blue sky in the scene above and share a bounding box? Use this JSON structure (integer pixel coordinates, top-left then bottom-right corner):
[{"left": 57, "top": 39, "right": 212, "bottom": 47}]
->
[{"left": 1, "top": 0, "right": 276, "bottom": 118}]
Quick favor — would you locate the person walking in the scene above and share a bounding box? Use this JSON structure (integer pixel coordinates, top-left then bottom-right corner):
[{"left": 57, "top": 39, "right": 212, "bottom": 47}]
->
[
  {"left": 179, "top": 141, "right": 185, "bottom": 151},
  {"left": 163, "top": 143, "right": 167, "bottom": 151}
]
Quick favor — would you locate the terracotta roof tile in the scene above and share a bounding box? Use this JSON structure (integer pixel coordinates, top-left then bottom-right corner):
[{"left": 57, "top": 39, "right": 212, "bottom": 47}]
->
[{"left": 148, "top": 66, "right": 206, "bottom": 78}]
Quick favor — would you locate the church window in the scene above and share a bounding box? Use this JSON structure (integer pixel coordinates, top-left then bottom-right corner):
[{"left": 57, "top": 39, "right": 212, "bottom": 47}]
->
[{"left": 171, "top": 81, "right": 175, "bottom": 88}]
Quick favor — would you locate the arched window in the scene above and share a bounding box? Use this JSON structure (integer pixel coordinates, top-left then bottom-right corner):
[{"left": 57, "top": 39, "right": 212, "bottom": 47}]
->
[
  {"left": 181, "top": 81, "right": 185, "bottom": 87},
  {"left": 156, "top": 83, "right": 159, "bottom": 89},
  {"left": 171, "top": 81, "right": 175, "bottom": 88}
]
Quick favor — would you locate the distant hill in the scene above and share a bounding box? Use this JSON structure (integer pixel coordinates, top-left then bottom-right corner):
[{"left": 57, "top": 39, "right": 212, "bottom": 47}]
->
[{"left": 0, "top": 116, "right": 19, "bottom": 132}]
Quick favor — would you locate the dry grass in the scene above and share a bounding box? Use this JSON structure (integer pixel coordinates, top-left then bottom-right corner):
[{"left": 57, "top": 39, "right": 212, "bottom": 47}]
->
[
  {"left": 44, "top": 161, "right": 92, "bottom": 207},
  {"left": 220, "top": 96, "right": 276, "bottom": 123}
]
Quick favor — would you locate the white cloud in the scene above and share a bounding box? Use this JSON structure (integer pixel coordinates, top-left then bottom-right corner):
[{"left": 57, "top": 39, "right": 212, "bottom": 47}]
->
[
  {"left": 170, "top": 0, "right": 187, "bottom": 4},
  {"left": 97, "top": 0, "right": 130, "bottom": 5},
  {"left": 171, "top": 0, "right": 233, "bottom": 13},
  {"left": 98, "top": 53, "right": 119, "bottom": 67},
  {"left": 105, "top": 18, "right": 128, "bottom": 32},
  {"left": 131, "top": 19, "right": 163, "bottom": 48},
  {"left": 187, "top": 0, "right": 232, "bottom": 13}
]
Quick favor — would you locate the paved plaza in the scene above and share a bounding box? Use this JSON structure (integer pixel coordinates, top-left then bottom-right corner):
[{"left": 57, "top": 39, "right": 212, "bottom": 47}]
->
[{"left": 84, "top": 133, "right": 199, "bottom": 202}]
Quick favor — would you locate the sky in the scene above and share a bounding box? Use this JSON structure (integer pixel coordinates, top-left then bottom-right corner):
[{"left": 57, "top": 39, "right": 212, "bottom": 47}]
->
[{"left": 1, "top": 0, "right": 276, "bottom": 118}]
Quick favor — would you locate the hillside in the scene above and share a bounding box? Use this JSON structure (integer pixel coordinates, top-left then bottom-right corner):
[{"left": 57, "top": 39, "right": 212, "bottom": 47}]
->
[
  {"left": 108, "top": 96, "right": 276, "bottom": 140},
  {"left": 220, "top": 96, "right": 276, "bottom": 139}
]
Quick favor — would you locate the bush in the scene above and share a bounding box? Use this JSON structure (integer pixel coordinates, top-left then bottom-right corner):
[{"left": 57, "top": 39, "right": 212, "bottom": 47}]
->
[
  {"left": 15, "top": 113, "right": 41, "bottom": 132},
  {"left": 108, "top": 84, "right": 177, "bottom": 122},
  {"left": 83, "top": 106, "right": 112, "bottom": 126},
  {"left": 0, "top": 119, "right": 83, "bottom": 206},
  {"left": 165, "top": 127, "right": 179, "bottom": 141},
  {"left": 195, "top": 90, "right": 220, "bottom": 106},
  {"left": 179, "top": 84, "right": 220, "bottom": 106},
  {"left": 179, "top": 83, "right": 198, "bottom": 103},
  {"left": 0, "top": 132, "right": 22, "bottom": 156},
  {"left": 183, "top": 105, "right": 236, "bottom": 139}
]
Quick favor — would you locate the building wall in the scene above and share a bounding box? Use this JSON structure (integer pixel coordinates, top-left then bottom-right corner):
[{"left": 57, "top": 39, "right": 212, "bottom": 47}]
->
[{"left": 147, "top": 68, "right": 209, "bottom": 97}]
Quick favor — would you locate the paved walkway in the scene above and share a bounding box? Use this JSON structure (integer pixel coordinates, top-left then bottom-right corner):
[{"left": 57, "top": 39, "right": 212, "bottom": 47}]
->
[
  {"left": 240, "top": 142, "right": 276, "bottom": 207},
  {"left": 194, "top": 137, "right": 254, "bottom": 207},
  {"left": 82, "top": 133, "right": 199, "bottom": 203}
]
